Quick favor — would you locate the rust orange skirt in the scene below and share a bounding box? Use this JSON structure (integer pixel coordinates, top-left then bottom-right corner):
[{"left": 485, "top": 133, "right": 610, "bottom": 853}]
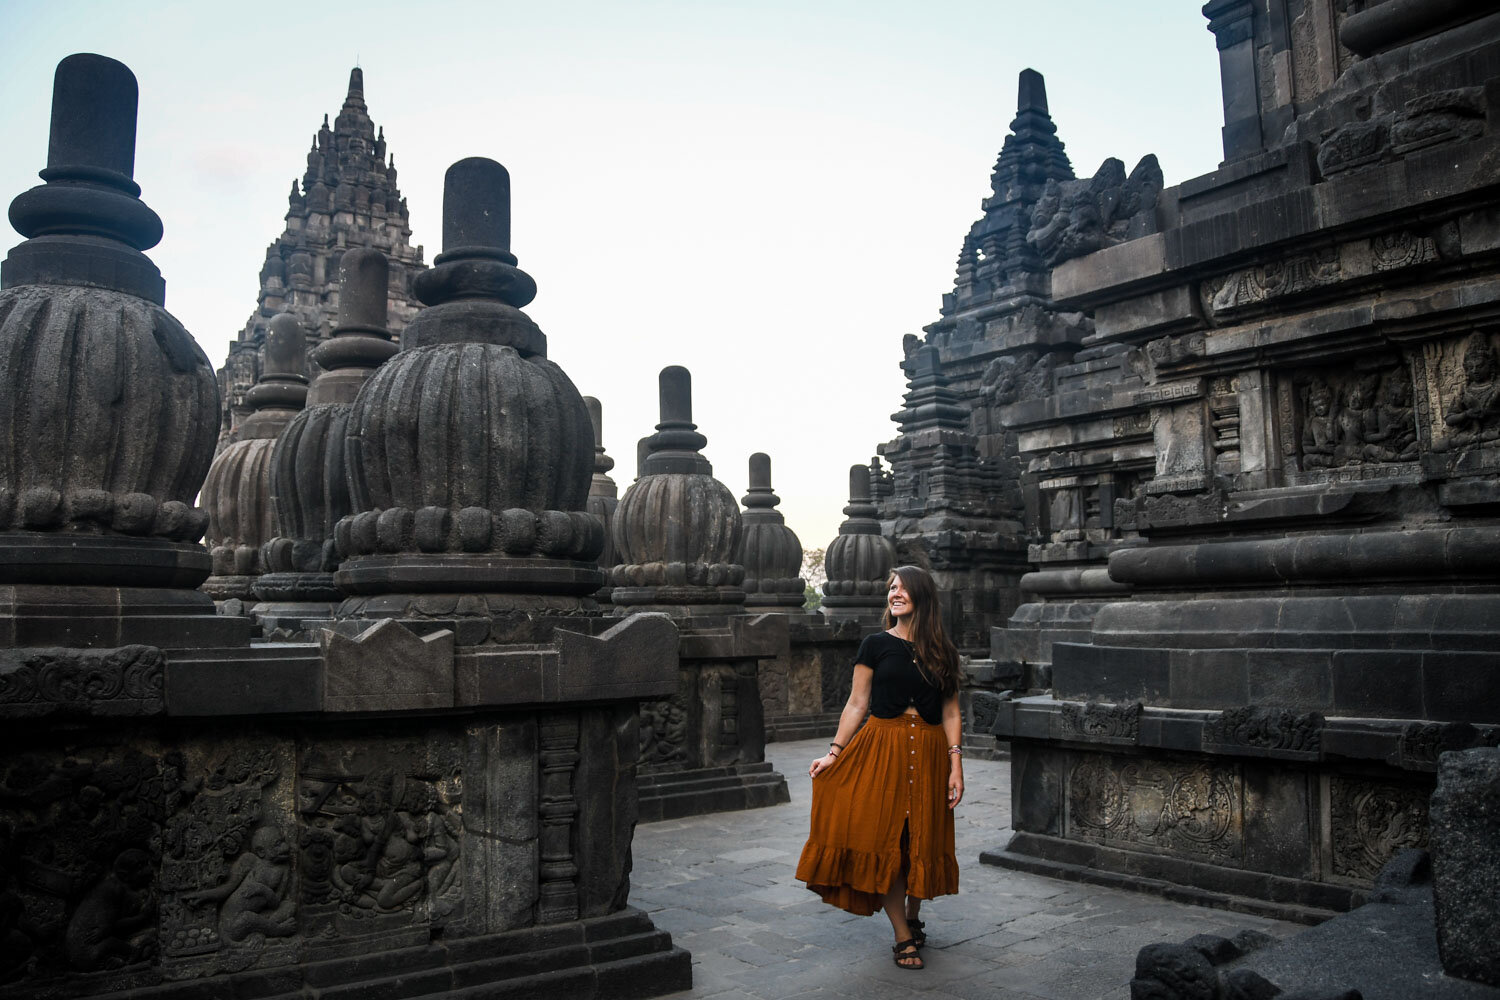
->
[{"left": 795, "top": 714, "right": 959, "bottom": 915}]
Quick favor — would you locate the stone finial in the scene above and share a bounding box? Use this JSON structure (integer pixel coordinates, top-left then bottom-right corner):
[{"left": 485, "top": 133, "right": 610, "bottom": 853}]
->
[
  {"left": 821, "top": 465, "right": 896, "bottom": 618},
  {"left": 1017, "top": 67, "right": 1047, "bottom": 115},
  {"left": 587, "top": 396, "right": 617, "bottom": 483},
  {"left": 346, "top": 66, "right": 365, "bottom": 104},
  {"left": 609, "top": 366, "right": 744, "bottom": 612},
  {"left": 0, "top": 53, "right": 219, "bottom": 596},
  {"left": 643, "top": 366, "right": 712, "bottom": 476},
  {"left": 4, "top": 53, "right": 166, "bottom": 302},
  {"left": 334, "top": 158, "right": 600, "bottom": 604},
  {"left": 309, "top": 248, "right": 397, "bottom": 405},
  {"left": 737, "top": 453, "right": 805, "bottom": 608},
  {"left": 405, "top": 158, "right": 542, "bottom": 356}
]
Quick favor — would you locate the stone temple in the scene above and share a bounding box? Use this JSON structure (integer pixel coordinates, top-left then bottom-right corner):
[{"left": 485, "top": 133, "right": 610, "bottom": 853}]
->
[
  {"left": 863, "top": 0, "right": 1500, "bottom": 971},
  {"left": 4, "top": 3, "right": 1500, "bottom": 997},
  {"left": 216, "top": 68, "right": 426, "bottom": 448}
]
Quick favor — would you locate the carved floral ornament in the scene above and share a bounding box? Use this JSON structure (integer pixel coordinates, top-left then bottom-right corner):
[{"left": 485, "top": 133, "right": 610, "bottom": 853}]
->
[
  {"left": 1199, "top": 226, "right": 1449, "bottom": 319},
  {"left": 1068, "top": 755, "right": 1239, "bottom": 859}
]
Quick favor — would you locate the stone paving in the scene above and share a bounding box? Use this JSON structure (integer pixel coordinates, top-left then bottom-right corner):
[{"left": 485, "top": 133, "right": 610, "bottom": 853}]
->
[{"left": 633, "top": 737, "right": 1301, "bottom": 1000}]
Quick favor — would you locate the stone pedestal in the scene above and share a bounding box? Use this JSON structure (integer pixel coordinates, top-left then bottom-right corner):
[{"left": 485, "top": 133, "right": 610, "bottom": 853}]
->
[
  {"left": 762, "top": 614, "right": 867, "bottom": 743},
  {"left": 638, "top": 614, "right": 791, "bottom": 822}
]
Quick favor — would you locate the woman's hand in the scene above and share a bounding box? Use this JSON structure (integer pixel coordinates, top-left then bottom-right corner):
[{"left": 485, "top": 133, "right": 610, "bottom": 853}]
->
[
  {"left": 809, "top": 753, "right": 837, "bottom": 778},
  {"left": 947, "top": 764, "right": 964, "bottom": 809}
]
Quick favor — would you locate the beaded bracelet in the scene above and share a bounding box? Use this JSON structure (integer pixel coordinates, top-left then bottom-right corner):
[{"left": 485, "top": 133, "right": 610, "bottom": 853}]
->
[{"left": 948, "top": 746, "right": 962, "bottom": 756}]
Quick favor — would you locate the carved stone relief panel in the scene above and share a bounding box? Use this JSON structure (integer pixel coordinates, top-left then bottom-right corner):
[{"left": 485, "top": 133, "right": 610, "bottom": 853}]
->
[
  {"left": 1418, "top": 330, "right": 1500, "bottom": 463},
  {"left": 1059, "top": 701, "right": 1141, "bottom": 745},
  {"left": 1329, "top": 776, "right": 1429, "bottom": 883},
  {"left": 296, "top": 734, "right": 463, "bottom": 941},
  {"left": 1200, "top": 228, "right": 1446, "bottom": 319},
  {"left": 638, "top": 693, "right": 690, "bottom": 772},
  {"left": 1285, "top": 359, "right": 1420, "bottom": 483},
  {"left": 160, "top": 742, "right": 296, "bottom": 978},
  {"left": 1066, "top": 752, "right": 1241, "bottom": 860},
  {"left": 0, "top": 745, "right": 167, "bottom": 984}
]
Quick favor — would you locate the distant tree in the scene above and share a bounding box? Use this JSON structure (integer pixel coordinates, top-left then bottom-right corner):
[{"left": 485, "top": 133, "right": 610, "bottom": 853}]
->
[{"left": 802, "top": 548, "right": 825, "bottom": 610}]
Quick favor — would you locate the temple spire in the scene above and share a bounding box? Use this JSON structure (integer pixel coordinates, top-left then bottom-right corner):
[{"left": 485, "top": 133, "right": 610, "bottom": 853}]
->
[{"left": 345, "top": 67, "right": 365, "bottom": 105}]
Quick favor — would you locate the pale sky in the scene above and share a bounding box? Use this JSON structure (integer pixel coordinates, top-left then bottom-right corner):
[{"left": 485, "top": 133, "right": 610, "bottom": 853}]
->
[{"left": 0, "top": 1, "right": 1226, "bottom": 551}]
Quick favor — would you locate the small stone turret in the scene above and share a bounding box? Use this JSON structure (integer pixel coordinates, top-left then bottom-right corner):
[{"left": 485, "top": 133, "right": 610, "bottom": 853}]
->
[
  {"left": 200, "top": 313, "right": 308, "bottom": 600},
  {"left": 585, "top": 396, "right": 620, "bottom": 601},
  {"left": 0, "top": 53, "right": 240, "bottom": 647},
  {"left": 610, "top": 366, "right": 745, "bottom": 613},
  {"left": 255, "top": 249, "right": 396, "bottom": 624},
  {"left": 736, "top": 453, "right": 806, "bottom": 610},
  {"left": 820, "top": 465, "right": 896, "bottom": 622},
  {"left": 334, "top": 158, "right": 603, "bottom": 609}
]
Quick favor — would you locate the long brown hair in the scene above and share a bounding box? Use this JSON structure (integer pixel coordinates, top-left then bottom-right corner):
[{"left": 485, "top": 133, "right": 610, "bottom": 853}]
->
[{"left": 883, "top": 565, "right": 960, "bottom": 697}]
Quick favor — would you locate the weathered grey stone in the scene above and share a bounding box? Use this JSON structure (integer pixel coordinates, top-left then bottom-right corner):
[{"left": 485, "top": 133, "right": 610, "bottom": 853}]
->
[
  {"left": 319, "top": 618, "right": 455, "bottom": 710},
  {"left": 1431, "top": 747, "right": 1500, "bottom": 985}
]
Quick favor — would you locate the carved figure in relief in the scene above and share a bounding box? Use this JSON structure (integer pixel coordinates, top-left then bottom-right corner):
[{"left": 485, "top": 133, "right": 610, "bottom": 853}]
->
[
  {"left": 1334, "top": 374, "right": 1380, "bottom": 466},
  {"left": 65, "top": 849, "right": 157, "bottom": 970},
  {"left": 183, "top": 826, "right": 296, "bottom": 944},
  {"left": 1364, "top": 373, "right": 1419, "bottom": 463},
  {"left": 336, "top": 776, "right": 426, "bottom": 912},
  {"left": 1301, "top": 381, "right": 1337, "bottom": 468},
  {"left": 1444, "top": 334, "right": 1500, "bottom": 446}
]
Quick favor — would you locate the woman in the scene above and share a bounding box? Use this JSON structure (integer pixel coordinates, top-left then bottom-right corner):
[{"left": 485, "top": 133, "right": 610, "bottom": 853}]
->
[{"left": 794, "top": 565, "right": 964, "bottom": 971}]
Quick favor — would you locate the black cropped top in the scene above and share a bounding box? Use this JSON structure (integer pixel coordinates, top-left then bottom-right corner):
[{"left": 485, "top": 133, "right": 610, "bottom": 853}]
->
[{"left": 854, "top": 631, "right": 946, "bottom": 726}]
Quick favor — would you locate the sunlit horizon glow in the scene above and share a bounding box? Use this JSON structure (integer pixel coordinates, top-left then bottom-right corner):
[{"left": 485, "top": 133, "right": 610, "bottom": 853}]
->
[{"left": 0, "top": 1, "right": 1226, "bottom": 553}]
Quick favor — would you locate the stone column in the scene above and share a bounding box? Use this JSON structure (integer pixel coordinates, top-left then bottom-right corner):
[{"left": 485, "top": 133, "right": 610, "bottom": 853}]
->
[
  {"left": 201, "top": 313, "right": 307, "bottom": 605},
  {"left": 253, "top": 248, "right": 396, "bottom": 634}
]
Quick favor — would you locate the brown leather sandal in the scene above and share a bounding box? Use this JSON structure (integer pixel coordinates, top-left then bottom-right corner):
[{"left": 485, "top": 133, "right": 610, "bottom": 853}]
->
[
  {"left": 907, "top": 917, "right": 926, "bottom": 949},
  {"left": 892, "top": 939, "right": 923, "bottom": 970}
]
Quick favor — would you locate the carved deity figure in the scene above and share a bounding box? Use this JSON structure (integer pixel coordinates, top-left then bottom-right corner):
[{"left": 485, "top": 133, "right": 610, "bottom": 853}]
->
[
  {"left": 1334, "top": 374, "right": 1380, "bottom": 466},
  {"left": 184, "top": 826, "right": 296, "bottom": 944},
  {"left": 1301, "top": 381, "right": 1337, "bottom": 468},
  {"left": 1363, "top": 373, "right": 1419, "bottom": 463},
  {"left": 65, "top": 849, "right": 157, "bottom": 971},
  {"left": 1444, "top": 334, "right": 1500, "bottom": 445},
  {"left": 336, "top": 777, "right": 427, "bottom": 913}
]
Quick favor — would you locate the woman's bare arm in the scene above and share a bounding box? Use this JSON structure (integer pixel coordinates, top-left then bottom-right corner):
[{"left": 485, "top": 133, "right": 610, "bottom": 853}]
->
[
  {"left": 809, "top": 665, "right": 873, "bottom": 777},
  {"left": 942, "top": 692, "right": 964, "bottom": 808}
]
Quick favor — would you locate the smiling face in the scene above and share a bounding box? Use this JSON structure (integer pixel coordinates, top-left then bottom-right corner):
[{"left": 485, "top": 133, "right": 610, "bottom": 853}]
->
[{"left": 887, "top": 574, "right": 913, "bottom": 620}]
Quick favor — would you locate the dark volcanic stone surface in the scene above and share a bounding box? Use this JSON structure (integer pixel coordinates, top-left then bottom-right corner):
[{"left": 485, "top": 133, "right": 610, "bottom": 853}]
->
[{"left": 1431, "top": 747, "right": 1500, "bottom": 986}]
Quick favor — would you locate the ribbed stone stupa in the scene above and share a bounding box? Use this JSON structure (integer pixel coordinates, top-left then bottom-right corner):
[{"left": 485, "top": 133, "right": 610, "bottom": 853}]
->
[
  {"left": 610, "top": 366, "right": 745, "bottom": 614},
  {"left": 0, "top": 53, "right": 240, "bottom": 647},
  {"left": 201, "top": 313, "right": 308, "bottom": 601},
  {"left": 254, "top": 248, "right": 397, "bottom": 627},
  {"left": 820, "top": 464, "right": 896, "bottom": 622},
  {"left": 737, "top": 453, "right": 806, "bottom": 610},
  {"left": 584, "top": 395, "right": 621, "bottom": 602},
  {"left": 334, "top": 157, "right": 604, "bottom": 616}
]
